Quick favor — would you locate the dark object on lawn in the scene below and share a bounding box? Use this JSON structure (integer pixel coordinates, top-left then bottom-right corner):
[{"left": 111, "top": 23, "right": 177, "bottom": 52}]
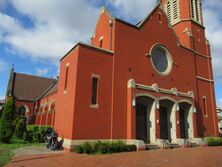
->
[{"left": 44, "top": 128, "right": 63, "bottom": 150}]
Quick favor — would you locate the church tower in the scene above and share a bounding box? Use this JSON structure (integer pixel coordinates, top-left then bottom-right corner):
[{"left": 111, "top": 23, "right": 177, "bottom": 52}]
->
[
  {"left": 161, "top": 0, "right": 218, "bottom": 137},
  {"left": 161, "top": 0, "right": 206, "bottom": 54}
]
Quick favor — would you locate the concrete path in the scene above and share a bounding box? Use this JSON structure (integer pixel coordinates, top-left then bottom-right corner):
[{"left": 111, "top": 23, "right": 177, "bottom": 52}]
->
[
  {"left": 8, "top": 146, "right": 222, "bottom": 167},
  {"left": 13, "top": 146, "right": 64, "bottom": 157}
]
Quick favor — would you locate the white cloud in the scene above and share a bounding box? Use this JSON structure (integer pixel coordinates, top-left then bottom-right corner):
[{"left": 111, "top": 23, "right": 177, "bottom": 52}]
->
[
  {"left": 106, "top": 0, "right": 156, "bottom": 21},
  {"left": 0, "top": 0, "right": 157, "bottom": 62},
  {"left": 0, "top": 59, "right": 8, "bottom": 72},
  {"left": 0, "top": 0, "right": 99, "bottom": 62},
  {"left": 36, "top": 68, "right": 49, "bottom": 76},
  {"left": 202, "top": 1, "right": 222, "bottom": 86}
]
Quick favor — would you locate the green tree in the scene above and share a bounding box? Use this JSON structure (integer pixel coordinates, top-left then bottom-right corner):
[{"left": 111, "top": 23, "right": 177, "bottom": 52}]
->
[
  {"left": 14, "top": 117, "right": 26, "bottom": 139},
  {"left": 0, "top": 97, "right": 16, "bottom": 143}
]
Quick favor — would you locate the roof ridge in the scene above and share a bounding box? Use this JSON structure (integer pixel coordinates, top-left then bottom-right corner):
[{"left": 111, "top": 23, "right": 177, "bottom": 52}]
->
[{"left": 15, "top": 72, "right": 56, "bottom": 81}]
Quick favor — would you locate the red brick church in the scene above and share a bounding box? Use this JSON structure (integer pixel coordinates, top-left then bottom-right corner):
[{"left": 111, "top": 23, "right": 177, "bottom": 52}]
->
[{"left": 6, "top": 0, "right": 218, "bottom": 150}]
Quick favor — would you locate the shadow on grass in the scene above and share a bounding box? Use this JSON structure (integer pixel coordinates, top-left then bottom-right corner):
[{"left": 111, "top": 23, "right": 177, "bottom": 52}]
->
[{"left": 0, "top": 138, "right": 45, "bottom": 166}]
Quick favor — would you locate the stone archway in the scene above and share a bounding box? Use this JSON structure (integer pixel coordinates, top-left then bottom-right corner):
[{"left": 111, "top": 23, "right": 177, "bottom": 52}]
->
[
  {"left": 136, "top": 95, "right": 156, "bottom": 144},
  {"left": 179, "top": 101, "right": 194, "bottom": 139},
  {"left": 159, "top": 98, "right": 177, "bottom": 142}
]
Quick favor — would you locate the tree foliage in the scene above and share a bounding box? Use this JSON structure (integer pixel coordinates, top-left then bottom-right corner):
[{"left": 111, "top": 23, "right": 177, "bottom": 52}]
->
[
  {"left": 0, "top": 98, "right": 16, "bottom": 143},
  {"left": 14, "top": 117, "right": 26, "bottom": 139}
]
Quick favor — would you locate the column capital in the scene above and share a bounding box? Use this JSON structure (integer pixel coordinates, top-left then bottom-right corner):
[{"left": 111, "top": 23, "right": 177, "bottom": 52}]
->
[{"left": 128, "top": 79, "right": 136, "bottom": 88}]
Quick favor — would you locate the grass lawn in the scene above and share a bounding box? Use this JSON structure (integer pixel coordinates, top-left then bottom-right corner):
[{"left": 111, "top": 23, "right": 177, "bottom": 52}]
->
[{"left": 0, "top": 138, "right": 44, "bottom": 166}]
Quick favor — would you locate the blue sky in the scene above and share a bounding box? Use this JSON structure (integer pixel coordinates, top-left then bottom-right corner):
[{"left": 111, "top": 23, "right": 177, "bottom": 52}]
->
[{"left": 0, "top": 0, "right": 221, "bottom": 107}]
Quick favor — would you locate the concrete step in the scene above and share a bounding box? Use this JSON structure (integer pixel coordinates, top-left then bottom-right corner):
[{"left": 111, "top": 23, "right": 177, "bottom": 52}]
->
[
  {"left": 163, "top": 141, "right": 182, "bottom": 149},
  {"left": 184, "top": 142, "right": 200, "bottom": 148},
  {"left": 145, "top": 144, "right": 160, "bottom": 150}
]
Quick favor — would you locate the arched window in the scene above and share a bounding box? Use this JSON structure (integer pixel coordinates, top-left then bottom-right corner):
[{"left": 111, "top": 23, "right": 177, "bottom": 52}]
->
[
  {"left": 16, "top": 105, "right": 30, "bottom": 116},
  {"left": 50, "top": 101, "right": 55, "bottom": 112},
  {"left": 44, "top": 103, "right": 49, "bottom": 112},
  {"left": 17, "top": 106, "right": 26, "bottom": 116}
]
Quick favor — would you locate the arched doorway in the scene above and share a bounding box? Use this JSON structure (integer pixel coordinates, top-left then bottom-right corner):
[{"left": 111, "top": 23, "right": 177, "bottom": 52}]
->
[
  {"left": 136, "top": 95, "right": 156, "bottom": 143},
  {"left": 159, "top": 98, "right": 176, "bottom": 142},
  {"left": 179, "top": 102, "right": 193, "bottom": 139}
]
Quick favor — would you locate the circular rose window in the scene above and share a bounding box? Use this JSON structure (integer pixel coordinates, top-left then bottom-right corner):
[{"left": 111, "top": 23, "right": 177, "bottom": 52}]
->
[{"left": 151, "top": 45, "right": 172, "bottom": 75}]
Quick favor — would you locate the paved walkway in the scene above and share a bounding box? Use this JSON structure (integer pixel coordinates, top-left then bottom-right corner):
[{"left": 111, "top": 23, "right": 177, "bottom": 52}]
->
[
  {"left": 13, "top": 146, "right": 64, "bottom": 157},
  {"left": 8, "top": 147, "right": 222, "bottom": 167}
]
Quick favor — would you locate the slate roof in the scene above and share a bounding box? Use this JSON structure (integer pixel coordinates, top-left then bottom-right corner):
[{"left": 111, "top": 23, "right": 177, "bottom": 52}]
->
[
  {"left": 12, "top": 73, "right": 57, "bottom": 101},
  {"left": 43, "top": 82, "right": 58, "bottom": 98}
]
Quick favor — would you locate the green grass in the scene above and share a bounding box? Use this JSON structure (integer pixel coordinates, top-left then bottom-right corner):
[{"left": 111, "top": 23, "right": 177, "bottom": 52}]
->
[{"left": 0, "top": 137, "right": 44, "bottom": 166}]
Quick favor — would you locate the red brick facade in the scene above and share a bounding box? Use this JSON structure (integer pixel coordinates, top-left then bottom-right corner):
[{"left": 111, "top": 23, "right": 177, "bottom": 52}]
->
[
  {"left": 53, "top": 1, "right": 218, "bottom": 149},
  {"left": 8, "top": 0, "right": 218, "bottom": 150}
]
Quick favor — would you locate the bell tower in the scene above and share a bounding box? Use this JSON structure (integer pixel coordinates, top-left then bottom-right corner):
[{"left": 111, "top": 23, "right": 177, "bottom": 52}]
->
[
  {"left": 161, "top": 0, "right": 207, "bottom": 54},
  {"left": 161, "top": 0, "right": 218, "bottom": 137}
]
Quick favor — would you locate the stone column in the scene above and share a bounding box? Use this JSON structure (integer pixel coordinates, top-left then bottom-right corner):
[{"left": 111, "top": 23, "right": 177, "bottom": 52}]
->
[
  {"left": 171, "top": 103, "right": 178, "bottom": 142},
  {"left": 155, "top": 105, "right": 160, "bottom": 139},
  {"left": 191, "top": 106, "right": 196, "bottom": 138},
  {"left": 176, "top": 110, "right": 181, "bottom": 138}
]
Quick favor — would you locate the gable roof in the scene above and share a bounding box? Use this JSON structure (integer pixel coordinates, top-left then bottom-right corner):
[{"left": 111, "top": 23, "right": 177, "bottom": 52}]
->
[
  {"left": 43, "top": 82, "right": 58, "bottom": 97},
  {"left": 37, "top": 81, "right": 58, "bottom": 100},
  {"left": 12, "top": 72, "right": 56, "bottom": 101},
  {"left": 98, "top": 2, "right": 161, "bottom": 30}
]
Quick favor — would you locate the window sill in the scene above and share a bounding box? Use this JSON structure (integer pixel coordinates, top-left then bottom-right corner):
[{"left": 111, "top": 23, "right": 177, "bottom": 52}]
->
[{"left": 90, "top": 104, "right": 99, "bottom": 109}]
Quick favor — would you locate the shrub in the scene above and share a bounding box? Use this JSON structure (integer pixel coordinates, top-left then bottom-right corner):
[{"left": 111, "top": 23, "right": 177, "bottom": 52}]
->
[
  {"left": 74, "top": 145, "right": 83, "bottom": 154},
  {"left": 98, "top": 145, "right": 107, "bottom": 154},
  {"left": 25, "top": 125, "right": 51, "bottom": 143},
  {"left": 14, "top": 117, "right": 26, "bottom": 139},
  {"left": 207, "top": 137, "right": 222, "bottom": 146},
  {"left": 74, "top": 141, "right": 137, "bottom": 155},
  {"left": 82, "top": 142, "right": 93, "bottom": 154},
  {"left": 0, "top": 119, "right": 14, "bottom": 143},
  {"left": 0, "top": 98, "right": 16, "bottom": 143}
]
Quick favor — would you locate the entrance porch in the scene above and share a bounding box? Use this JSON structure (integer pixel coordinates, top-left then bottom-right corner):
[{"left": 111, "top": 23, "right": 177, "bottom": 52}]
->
[{"left": 127, "top": 79, "right": 197, "bottom": 149}]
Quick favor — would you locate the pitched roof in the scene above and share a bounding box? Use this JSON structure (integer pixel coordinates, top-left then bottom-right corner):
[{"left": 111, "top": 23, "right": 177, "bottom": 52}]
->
[
  {"left": 36, "top": 81, "right": 58, "bottom": 100},
  {"left": 12, "top": 73, "right": 56, "bottom": 101},
  {"left": 43, "top": 82, "right": 58, "bottom": 97},
  {"left": 0, "top": 100, "right": 5, "bottom": 104}
]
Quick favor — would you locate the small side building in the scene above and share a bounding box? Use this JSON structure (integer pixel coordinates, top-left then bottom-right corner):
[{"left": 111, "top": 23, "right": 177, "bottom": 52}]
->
[{"left": 5, "top": 66, "right": 57, "bottom": 124}]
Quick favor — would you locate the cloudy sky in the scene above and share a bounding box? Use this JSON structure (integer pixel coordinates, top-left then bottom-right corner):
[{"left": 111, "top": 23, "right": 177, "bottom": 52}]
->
[{"left": 0, "top": 0, "right": 221, "bottom": 107}]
